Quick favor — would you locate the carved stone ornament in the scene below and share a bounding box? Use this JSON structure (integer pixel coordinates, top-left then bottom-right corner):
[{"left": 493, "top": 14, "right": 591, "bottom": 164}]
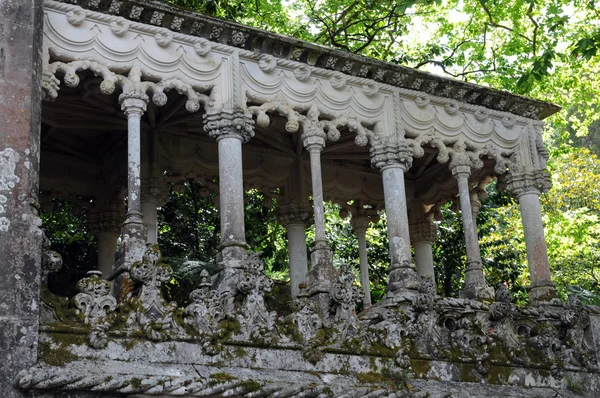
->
[
  {"left": 66, "top": 6, "right": 86, "bottom": 26},
  {"left": 370, "top": 140, "right": 413, "bottom": 171},
  {"left": 183, "top": 269, "right": 225, "bottom": 334},
  {"left": 154, "top": 30, "right": 174, "bottom": 47},
  {"left": 203, "top": 108, "right": 255, "bottom": 143},
  {"left": 74, "top": 270, "right": 117, "bottom": 325},
  {"left": 258, "top": 54, "right": 277, "bottom": 73},
  {"left": 294, "top": 65, "right": 311, "bottom": 81},
  {"left": 506, "top": 170, "right": 552, "bottom": 197},
  {"left": 109, "top": 17, "right": 129, "bottom": 36},
  {"left": 329, "top": 264, "right": 362, "bottom": 338},
  {"left": 194, "top": 38, "right": 212, "bottom": 56},
  {"left": 236, "top": 252, "right": 278, "bottom": 339},
  {"left": 124, "top": 244, "right": 185, "bottom": 341}
]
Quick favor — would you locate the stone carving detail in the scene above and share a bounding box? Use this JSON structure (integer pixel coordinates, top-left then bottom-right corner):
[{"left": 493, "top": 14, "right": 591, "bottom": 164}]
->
[
  {"left": 294, "top": 65, "right": 311, "bottom": 81},
  {"left": 209, "top": 26, "right": 223, "bottom": 40},
  {"left": 329, "top": 264, "right": 362, "bottom": 338},
  {"left": 330, "top": 73, "right": 347, "bottom": 89},
  {"left": 66, "top": 7, "right": 86, "bottom": 26},
  {"left": 258, "top": 54, "right": 277, "bottom": 73},
  {"left": 47, "top": 60, "right": 212, "bottom": 113},
  {"left": 203, "top": 108, "right": 255, "bottom": 143},
  {"left": 155, "top": 30, "right": 174, "bottom": 47},
  {"left": 109, "top": 18, "right": 129, "bottom": 36},
  {"left": 194, "top": 38, "right": 212, "bottom": 56},
  {"left": 289, "top": 292, "right": 323, "bottom": 343},
  {"left": 230, "top": 30, "right": 249, "bottom": 47},
  {"left": 171, "top": 17, "right": 185, "bottom": 31},
  {"left": 108, "top": 0, "right": 122, "bottom": 14},
  {"left": 150, "top": 11, "right": 164, "bottom": 25},
  {"left": 246, "top": 92, "right": 375, "bottom": 148},
  {"left": 183, "top": 270, "right": 225, "bottom": 334},
  {"left": 129, "top": 5, "right": 143, "bottom": 20},
  {"left": 74, "top": 271, "right": 117, "bottom": 325},
  {"left": 124, "top": 244, "right": 184, "bottom": 341},
  {"left": 236, "top": 252, "right": 277, "bottom": 339}
]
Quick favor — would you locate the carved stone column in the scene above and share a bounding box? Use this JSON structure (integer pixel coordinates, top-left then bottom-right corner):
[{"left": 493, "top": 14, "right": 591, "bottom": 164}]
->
[
  {"left": 278, "top": 204, "right": 312, "bottom": 299},
  {"left": 141, "top": 177, "right": 169, "bottom": 244},
  {"left": 119, "top": 92, "right": 149, "bottom": 269},
  {"left": 350, "top": 213, "right": 377, "bottom": 307},
  {"left": 409, "top": 202, "right": 437, "bottom": 281},
  {"left": 88, "top": 209, "right": 123, "bottom": 277},
  {"left": 371, "top": 141, "right": 420, "bottom": 296},
  {"left": 0, "top": 0, "right": 44, "bottom": 394},
  {"left": 301, "top": 117, "right": 338, "bottom": 317},
  {"left": 507, "top": 171, "right": 556, "bottom": 301},
  {"left": 450, "top": 151, "right": 493, "bottom": 300},
  {"left": 203, "top": 108, "right": 254, "bottom": 267}
]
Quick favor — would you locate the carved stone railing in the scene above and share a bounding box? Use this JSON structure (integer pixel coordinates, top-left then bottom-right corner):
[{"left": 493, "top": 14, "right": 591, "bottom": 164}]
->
[{"left": 20, "top": 241, "right": 600, "bottom": 396}]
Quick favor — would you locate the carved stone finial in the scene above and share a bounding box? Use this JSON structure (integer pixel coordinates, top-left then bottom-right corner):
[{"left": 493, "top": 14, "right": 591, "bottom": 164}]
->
[
  {"left": 74, "top": 271, "right": 117, "bottom": 325},
  {"left": 236, "top": 252, "right": 277, "bottom": 338},
  {"left": 126, "top": 244, "right": 183, "bottom": 341},
  {"left": 184, "top": 269, "right": 225, "bottom": 334}
]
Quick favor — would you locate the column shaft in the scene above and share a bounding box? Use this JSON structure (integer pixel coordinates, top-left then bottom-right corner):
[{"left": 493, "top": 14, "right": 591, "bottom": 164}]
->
[
  {"left": 356, "top": 228, "right": 372, "bottom": 306},
  {"left": 519, "top": 191, "right": 555, "bottom": 299},
  {"left": 127, "top": 112, "right": 142, "bottom": 216},
  {"left": 456, "top": 175, "right": 482, "bottom": 266},
  {"left": 97, "top": 232, "right": 120, "bottom": 276},
  {"left": 286, "top": 223, "right": 309, "bottom": 299},
  {"left": 454, "top": 171, "right": 492, "bottom": 300},
  {"left": 142, "top": 200, "right": 158, "bottom": 244},
  {"left": 381, "top": 165, "right": 411, "bottom": 262},
  {"left": 414, "top": 242, "right": 435, "bottom": 279},
  {"left": 218, "top": 136, "right": 246, "bottom": 248},
  {"left": 308, "top": 149, "right": 326, "bottom": 243}
]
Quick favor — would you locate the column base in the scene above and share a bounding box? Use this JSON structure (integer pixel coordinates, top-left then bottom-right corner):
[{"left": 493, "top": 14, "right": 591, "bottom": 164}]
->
[
  {"left": 459, "top": 261, "right": 494, "bottom": 301},
  {"left": 305, "top": 241, "right": 338, "bottom": 323},
  {"left": 387, "top": 264, "right": 420, "bottom": 294},
  {"left": 528, "top": 281, "right": 558, "bottom": 303},
  {"left": 459, "top": 283, "right": 494, "bottom": 301},
  {"left": 216, "top": 245, "right": 248, "bottom": 270},
  {"left": 120, "top": 212, "right": 147, "bottom": 270}
]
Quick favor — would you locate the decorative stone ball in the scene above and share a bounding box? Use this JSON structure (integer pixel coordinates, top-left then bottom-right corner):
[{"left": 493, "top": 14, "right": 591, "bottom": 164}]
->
[
  {"left": 285, "top": 119, "right": 300, "bottom": 133},
  {"left": 354, "top": 134, "right": 369, "bottom": 147},
  {"left": 99, "top": 80, "right": 116, "bottom": 95}
]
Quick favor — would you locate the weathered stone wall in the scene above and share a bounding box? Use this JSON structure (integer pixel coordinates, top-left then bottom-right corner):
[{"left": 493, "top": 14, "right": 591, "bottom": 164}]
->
[{"left": 0, "top": 0, "right": 44, "bottom": 395}]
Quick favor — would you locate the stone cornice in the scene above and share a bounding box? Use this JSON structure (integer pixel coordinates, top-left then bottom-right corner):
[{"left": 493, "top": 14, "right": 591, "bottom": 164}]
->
[{"left": 47, "top": 0, "right": 560, "bottom": 120}]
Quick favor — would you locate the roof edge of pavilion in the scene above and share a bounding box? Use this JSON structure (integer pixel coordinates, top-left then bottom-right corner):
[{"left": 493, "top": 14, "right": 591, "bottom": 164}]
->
[{"left": 52, "top": 0, "right": 561, "bottom": 120}]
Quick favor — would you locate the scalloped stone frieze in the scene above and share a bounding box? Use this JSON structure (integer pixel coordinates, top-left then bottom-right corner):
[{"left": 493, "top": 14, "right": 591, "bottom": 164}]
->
[{"left": 46, "top": 0, "right": 558, "bottom": 119}]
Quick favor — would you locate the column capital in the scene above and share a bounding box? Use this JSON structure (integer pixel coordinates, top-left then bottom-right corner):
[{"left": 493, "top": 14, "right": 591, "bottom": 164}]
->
[
  {"left": 370, "top": 141, "right": 412, "bottom": 172},
  {"left": 119, "top": 91, "right": 149, "bottom": 116},
  {"left": 449, "top": 152, "right": 472, "bottom": 179},
  {"left": 277, "top": 204, "right": 313, "bottom": 228},
  {"left": 506, "top": 170, "right": 551, "bottom": 198},
  {"left": 409, "top": 220, "right": 437, "bottom": 245},
  {"left": 203, "top": 108, "right": 255, "bottom": 143},
  {"left": 301, "top": 128, "right": 327, "bottom": 153},
  {"left": 350, "top": 211, "right": 379, "bottom": 233},
  {"left": 141, "top": 177, "right": 170, "bottom": 206},
  {"left": 88, "top": 210, "right": 124, "bottom": 235}
]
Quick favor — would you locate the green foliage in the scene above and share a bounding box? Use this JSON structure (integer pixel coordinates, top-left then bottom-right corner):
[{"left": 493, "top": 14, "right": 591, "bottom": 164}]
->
[{"left": 40, "top": 198, "right": 96, "bottom": 297}]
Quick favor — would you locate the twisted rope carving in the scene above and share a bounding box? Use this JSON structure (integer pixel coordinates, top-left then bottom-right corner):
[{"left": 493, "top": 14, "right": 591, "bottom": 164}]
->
[{"left": 17, "top": 365, "right": 399, "bottom": 397}]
